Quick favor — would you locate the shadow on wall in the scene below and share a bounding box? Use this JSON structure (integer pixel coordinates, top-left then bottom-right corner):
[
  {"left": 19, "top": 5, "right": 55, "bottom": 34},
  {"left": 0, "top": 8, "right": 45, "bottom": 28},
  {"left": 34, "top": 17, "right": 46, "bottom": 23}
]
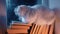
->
[{"left": 6, "top": 0, "right": 37, "bottom": 26}]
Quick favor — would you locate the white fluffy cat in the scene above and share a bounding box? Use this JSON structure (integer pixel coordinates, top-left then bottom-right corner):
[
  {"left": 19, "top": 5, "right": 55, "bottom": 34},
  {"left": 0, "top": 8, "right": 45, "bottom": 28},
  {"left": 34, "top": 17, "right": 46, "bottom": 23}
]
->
[{"left": 14, "top": 5, "right": 55, "bottom": 25}]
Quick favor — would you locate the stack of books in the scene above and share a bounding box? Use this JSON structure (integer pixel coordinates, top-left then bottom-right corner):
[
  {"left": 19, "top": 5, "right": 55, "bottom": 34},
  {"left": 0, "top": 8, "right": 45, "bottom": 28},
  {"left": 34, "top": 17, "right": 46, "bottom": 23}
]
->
[{"left": 7, "top": 22, "right": 31, "bottom": 34}]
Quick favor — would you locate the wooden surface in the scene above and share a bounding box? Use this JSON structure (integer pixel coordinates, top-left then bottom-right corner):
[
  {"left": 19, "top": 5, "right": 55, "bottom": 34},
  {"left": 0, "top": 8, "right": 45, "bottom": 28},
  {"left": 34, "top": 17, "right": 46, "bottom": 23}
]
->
[
  {"left": 30, "top": 23, "right": 54, "bottom": 34},
  {"left": 7, "top": 23, "right": 31, "bottom": 34},
  {"left": 7, "top": 23, "right": 54, "bottom": 34}
]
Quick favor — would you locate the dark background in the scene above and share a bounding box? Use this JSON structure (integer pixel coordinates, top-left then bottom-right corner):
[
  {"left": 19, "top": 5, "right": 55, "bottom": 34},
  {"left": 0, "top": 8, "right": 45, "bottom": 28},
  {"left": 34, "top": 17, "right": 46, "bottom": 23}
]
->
[{"left": 6, "top": 0, "right": 37, "bottom": 26}]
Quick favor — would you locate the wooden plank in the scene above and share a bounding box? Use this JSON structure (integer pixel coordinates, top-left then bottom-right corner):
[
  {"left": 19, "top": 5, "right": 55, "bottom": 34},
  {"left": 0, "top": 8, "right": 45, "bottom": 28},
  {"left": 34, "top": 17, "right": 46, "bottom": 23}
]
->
[
  {"left": 8, "top": 33, "right": 28, "bottom": 34},
  {"left": 11, "top": 23, "right": 31, "bottom": 26},
  {"left": 32, "top": 24, "right": 37, "bottom": 34},
  {"left": 11, "top": 26, "right": 30, "bottom": 29},
  {"left": 41, "top": 25, "right": 47, "bottom": 34},
  {"left": 35, "top": 25, "right": 40, "bottom": 34},
  {"left": 30, "top": 24, "right": 35, "bottom": 34},
  {"left": 7, "top": 29, "right": 28, "bottom": 33},
  {"left": 45, "top": 25, "right": 49, "bottom": 34},
  {"left": 38, "top": 25, "right": 44, "bottom": 34},
  {"left": 49, "top": 24, "right": 54, "bottom": 34}
]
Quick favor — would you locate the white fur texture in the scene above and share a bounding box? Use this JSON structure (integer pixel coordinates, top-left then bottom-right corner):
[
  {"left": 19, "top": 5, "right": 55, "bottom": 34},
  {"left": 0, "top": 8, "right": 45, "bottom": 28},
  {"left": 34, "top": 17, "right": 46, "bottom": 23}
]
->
[{"left": 14, "top": 5, "right": 55, "bottom": 25}]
